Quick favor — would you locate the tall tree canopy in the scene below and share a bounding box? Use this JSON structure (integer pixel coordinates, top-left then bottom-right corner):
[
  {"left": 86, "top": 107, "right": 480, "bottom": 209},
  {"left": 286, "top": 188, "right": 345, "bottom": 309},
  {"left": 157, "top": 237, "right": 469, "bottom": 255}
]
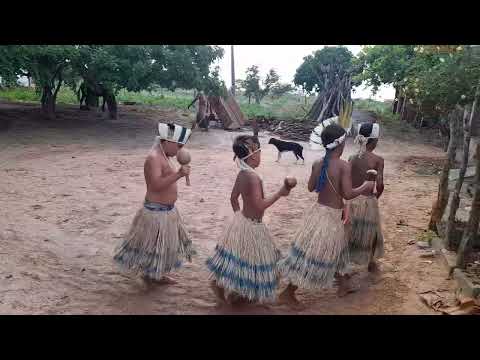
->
[
  {"left": 357, "top": 45, "right": 480, "bottom": 119},
  {"left": 0, "top": 45, "right": 225, "bottom": 119}
]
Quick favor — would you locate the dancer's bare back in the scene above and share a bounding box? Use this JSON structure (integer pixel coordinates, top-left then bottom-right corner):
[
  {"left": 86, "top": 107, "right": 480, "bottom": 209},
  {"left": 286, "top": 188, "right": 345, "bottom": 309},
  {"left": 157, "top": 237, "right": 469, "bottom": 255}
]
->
[
  {"left": 308, "top": 158, "right": 346, "bottom": 209},
  {"left": 350, "top": 152, "right": 384, "bottom": 198}
]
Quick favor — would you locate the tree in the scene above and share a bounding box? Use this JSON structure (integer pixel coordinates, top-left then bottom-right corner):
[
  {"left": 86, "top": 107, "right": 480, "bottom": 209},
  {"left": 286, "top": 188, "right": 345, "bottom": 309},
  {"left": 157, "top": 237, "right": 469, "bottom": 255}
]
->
[
  {"left": 68, "top": 45, "right": 225, "bottom": 119},
  {"left": 240, "top": 66, "right": 283, "bottom": 104},
  {"left": 355, "top": 45, "right": 416, "bottom": 113},
  {"left": 242, "top": 65, "right": 261, "bottom": 104},
  {"left": 20, "top": 45, "right": 78, "bottom": 119},
  {"left": 0, "top": 46, "right": 26, "bottom": 87},
  {"left": 270, "top": 83, "right": 294, "bottom": 98},
  {"left": 263, "top": 69, "right": 280, "bottom": 95},
  {"left": 0, "top": 45, "right": 225, "bottom": 120},
  {"left": 294, "top": 46, "right": 358, "bottom": 121}
]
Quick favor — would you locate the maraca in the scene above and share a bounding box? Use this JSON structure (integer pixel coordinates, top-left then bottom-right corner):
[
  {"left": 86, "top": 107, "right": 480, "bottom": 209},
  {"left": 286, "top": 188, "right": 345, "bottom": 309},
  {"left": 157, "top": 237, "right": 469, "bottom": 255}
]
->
[
  {"left": 176, "top": 148, "right": 191, "bottom": 186},
  {"left": 284, "top": 177, "right": 297, "bottom": 190},
  {"left": 366, "top": 169, "right": 378, "bottom": 182}
]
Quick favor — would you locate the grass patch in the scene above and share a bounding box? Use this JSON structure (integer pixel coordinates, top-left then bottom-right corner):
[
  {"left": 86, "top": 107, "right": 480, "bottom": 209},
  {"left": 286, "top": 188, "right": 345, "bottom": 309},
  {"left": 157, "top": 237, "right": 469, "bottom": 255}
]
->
[
  {"left": 0, "top": 86, "right": 318, "bottom": 120},
  {"left": 0, "top": 86, "right": 78, "bottom": 104}
]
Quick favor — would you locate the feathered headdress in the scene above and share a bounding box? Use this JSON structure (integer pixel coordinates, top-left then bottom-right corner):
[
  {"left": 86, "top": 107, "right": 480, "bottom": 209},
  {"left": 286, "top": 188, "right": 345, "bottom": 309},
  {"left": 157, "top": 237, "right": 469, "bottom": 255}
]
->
[{"left": 309, "top": 116, "right": 346, "bottom": 150}]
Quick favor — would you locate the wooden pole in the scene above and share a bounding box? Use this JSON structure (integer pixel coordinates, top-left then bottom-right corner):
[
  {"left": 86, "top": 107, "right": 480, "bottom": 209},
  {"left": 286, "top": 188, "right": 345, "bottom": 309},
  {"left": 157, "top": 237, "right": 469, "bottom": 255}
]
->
[
  {"left": 230, "top": 45, "right": 236, "bottom": 97},
  {"left": 428, "top": 109, "right": 461, "bottom": 232},
  {"left": 457, "top": 143, "right": 480, "bottom": 268},
  {"left": 446, "top": 106, "right": 473, "bottom": 249}
]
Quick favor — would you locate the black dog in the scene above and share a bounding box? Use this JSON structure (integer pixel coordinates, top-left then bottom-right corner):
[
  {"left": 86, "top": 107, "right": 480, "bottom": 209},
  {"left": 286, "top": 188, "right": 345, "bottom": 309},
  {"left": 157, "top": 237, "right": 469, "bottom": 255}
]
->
[{"left": 268, "top": 138, "right": 304, "bottom": 164}]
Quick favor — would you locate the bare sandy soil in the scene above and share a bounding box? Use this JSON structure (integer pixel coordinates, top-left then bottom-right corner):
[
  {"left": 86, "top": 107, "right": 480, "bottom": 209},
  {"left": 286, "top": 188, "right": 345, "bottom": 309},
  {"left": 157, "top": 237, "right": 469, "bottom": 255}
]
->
[{"left": 0, "top": 102, "right": 456, "bottom": 314}]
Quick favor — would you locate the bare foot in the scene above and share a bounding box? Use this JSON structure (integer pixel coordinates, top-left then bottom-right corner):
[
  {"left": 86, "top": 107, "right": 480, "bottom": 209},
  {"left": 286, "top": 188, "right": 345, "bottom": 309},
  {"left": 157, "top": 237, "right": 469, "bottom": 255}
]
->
[
  {"left": 337, "top": 285, "right": 358, "bottom": 297},
  {"left": 144, "top": 276, "right": 177, "bottom": 285},
  {"left": 278, "top": 285, "right": 302, "bottom": 308},
  {"left": 368, "top": 261, "right": 380, "bottom": 273},
  {"left": 226, "top": 292, "right": 249, "bottom": 307},
  {"left": 210, "top": 280, "right": 226, "bottom": 304},
  {"left": 336, "top": 274, "right": 358, "bottom": 297}
]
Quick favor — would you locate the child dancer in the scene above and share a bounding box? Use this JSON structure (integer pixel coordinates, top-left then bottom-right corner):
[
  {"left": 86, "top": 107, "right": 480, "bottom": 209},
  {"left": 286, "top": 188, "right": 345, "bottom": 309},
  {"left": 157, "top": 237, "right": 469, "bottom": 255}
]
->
[
  {"left": 279, "top": 123, "right": 374, "bottom": 304},
  {"left": 207, "top": 135, "right": 291, "bottom": 304},
  {"left": 347, "top": 122, "right": 385, "bottom": 272},
  {"left": 114, "top": 122, "right": 193, "bottom": 285}
]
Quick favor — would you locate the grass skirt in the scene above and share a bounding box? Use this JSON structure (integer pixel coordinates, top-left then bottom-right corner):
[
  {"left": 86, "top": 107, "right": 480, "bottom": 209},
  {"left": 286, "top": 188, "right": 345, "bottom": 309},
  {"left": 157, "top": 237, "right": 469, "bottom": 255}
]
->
[
  {"left": 113, "top": 203, "right": 193, "bottom": 280},
  {"left": 278, "top": 203, "right": 348, "bottom": 289},
  {"left": 206, "top": 211, "right": 281, "bottom": 303},
  {"left": 346, "top": 195, "right": 384, "bottom": 265}
]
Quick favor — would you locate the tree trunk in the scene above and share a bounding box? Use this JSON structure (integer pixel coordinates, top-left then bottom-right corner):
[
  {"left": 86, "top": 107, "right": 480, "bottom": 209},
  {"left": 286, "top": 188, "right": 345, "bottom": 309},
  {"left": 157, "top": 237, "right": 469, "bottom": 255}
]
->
[
  {"left": 86, "top": 88, "right": 99, "bottom": 108},
  {"left": 428, "top": 110, "right": 461, "bottom": 233},
  {"left": 41, "top": 85, "right": 56, "bottom": 120},
  {"left": 446, "top": 106, "right": 473, "bottom": 249},
  {"left": 457, "top": 143, "right": 480, "bottom": 268},
  {"left": 105, "top": 92, "right": 117, "bottom": 120},
  {"left": 252, "top": 118, "right": 259, "bottom": 137},
  {"left": 400, "top": 95, "right": 408, "bottom": 121},
  {"left": 393, "top": 86, "right": 399, "bottom": 113},
  {"left": 248, "top": 95, "right": 251, "bottom": 105}
]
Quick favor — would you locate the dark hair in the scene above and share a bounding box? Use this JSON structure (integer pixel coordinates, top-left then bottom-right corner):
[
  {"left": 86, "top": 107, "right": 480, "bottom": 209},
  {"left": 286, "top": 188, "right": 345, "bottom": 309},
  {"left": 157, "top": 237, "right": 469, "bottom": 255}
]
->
[
  {"left": 233, "top": 135, "right": 260, "bottom": 160},
  {"left": 316, "top": 124, "right": 346, "bottom": 192},
  {"left": 359, "top": 123, "right": 376, "bottom": 146}
]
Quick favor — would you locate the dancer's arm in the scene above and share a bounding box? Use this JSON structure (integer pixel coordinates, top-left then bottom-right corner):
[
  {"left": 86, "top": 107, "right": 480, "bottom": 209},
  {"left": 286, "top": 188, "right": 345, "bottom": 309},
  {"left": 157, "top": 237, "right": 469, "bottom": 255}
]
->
[
  {"left": 375, "top": 158, "right": 385, "bottom": 199},
  {"left": 340, "top": 162, "right": 374, "bottom": 200},
  {"left": 230, "top": 176, "right": 241, "bottom": 212},
  {"left": 307, "top": 161, "right": 321, "bottom": 192},
  {"left": 244, "top": 174, "right": 289, "bottom": 212},
  {"left": 145, "top": 157, "right": 189, "bottom": 191}
]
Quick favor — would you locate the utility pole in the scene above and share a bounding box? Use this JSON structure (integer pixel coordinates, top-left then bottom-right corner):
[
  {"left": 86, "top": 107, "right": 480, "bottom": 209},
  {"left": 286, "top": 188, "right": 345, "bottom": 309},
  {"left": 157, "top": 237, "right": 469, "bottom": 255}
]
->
[{"left": 231, "top": 45, "right": 236, "bottom": 96}]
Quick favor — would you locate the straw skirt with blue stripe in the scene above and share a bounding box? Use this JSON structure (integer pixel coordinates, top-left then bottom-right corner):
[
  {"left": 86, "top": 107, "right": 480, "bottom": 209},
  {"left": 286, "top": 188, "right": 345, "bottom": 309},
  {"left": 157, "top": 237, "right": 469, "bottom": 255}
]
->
[
  {"left": 206, "top": 211, "right": 281, "bottom": 303},
  {"left": 114, "top": 201, "right": 193, "bottom": 280},
  {"left": 279, "top": 203, "right": 348, "bottom": 289}
]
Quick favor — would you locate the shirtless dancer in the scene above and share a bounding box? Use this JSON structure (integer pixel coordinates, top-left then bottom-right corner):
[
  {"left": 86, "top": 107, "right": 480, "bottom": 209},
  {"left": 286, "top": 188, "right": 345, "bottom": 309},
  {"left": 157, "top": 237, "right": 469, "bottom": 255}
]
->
[
  {"left": 207, "top": 135, "right": 291, "bottom": 304},
  {"left": 346, "top": 122, "right": 385, "bottom": 272},
  {"left": 278, "top": 123, "right": 374, "bottom": 304},
  {"left": 113, "top": 123, "right": 194, "bottom": 285}
]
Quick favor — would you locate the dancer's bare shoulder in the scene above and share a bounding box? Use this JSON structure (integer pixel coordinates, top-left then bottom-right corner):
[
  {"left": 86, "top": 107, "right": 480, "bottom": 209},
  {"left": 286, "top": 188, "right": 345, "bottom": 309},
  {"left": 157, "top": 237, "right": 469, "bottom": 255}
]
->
[{"left": 239, "top": 170, "right": 261, "bottom": 190}]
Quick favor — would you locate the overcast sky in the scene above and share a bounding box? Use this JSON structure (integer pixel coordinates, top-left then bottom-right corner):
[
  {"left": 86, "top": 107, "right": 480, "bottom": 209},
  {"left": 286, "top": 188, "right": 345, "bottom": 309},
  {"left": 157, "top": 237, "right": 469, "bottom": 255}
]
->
[{"left": 213, "top": 45, "right": 394, "bottom": 101}]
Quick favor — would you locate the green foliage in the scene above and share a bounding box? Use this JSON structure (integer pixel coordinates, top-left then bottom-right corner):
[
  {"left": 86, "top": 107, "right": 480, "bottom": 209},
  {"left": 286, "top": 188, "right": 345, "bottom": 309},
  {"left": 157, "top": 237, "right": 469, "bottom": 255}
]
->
[
  {"left": 293, "top": 46, "right": 356, "bottom": 93},
  {"left": 0, "top": 45, "right": 225, "bottom": 118},
  {"left": 355, "top": 45, "right": 416, "bottom": 93},
  {"left": 270, "top": 83, "right": 294, "bottom": 98},
  {"left": 357, "top": 45, "right": 480, "bottom": 117},
  {"left": 239, "top": 66, "right": 284, "bottom": 103},
  {"left": 241, "top": 65, "right": 262, "bottom": 102},
  {"left": 0, "top": 85, "right": 317, "bottom": 119}
]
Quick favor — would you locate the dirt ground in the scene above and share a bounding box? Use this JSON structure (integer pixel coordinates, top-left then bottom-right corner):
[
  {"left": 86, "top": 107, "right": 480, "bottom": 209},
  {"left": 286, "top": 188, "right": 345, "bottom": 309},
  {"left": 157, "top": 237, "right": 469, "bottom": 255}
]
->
[{"left": 0, "top": 102, "right": 457, "bottom": 314}]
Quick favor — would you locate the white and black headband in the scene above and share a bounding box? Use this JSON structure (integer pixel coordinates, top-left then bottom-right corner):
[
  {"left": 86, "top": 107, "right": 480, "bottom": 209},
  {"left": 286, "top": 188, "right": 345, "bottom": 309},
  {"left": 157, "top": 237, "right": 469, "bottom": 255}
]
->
[
  {"left": 356, "top": 123, "right": 380, "bottom": 140},
  {"left": 158, "top": 122, "right": 192, "bottom": 145},
  {"left": 309, "top": 117, "right": 346, "bottom": 150}
]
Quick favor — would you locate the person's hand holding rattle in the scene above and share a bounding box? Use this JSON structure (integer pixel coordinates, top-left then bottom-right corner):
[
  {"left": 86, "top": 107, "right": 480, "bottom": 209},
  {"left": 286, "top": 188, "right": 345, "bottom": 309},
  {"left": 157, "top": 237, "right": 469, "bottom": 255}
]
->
[
  {"left": 176, "top": 148, "right": 191, "bottom": 186},
  {"left": 365, "top": 169, "right": 377, "bottom": 195},
  {"left": 284, "top": 177, "right": 297, "bottom": 190},
  {"left": 366, "top": 169, "right": 377, "bottom": 182}
]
